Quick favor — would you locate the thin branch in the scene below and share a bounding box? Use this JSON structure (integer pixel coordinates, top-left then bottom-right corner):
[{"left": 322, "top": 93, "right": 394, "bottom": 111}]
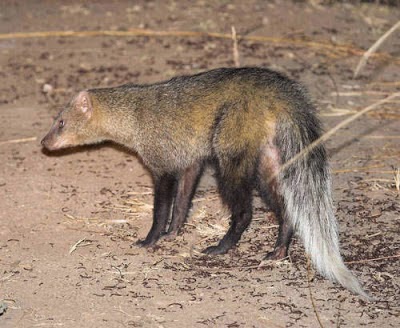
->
[
  {"left": 0, "top": 29, "right": 398, "bottom": 63},
  {"left": 354, "top": 20, "right": 400, "bottom": 78},
  {"left": 345, "top": 253, "right": 400, "bottom": 265},
  {"left": 364, "top": 135, "right": 400, "bottom": 139},
  {"left": 69, "top": 238, "right": 91, "bottom": 254},
  {"left": 0, "top": 137, "right": 37, "bottom": 146},
  {"left": 332, "top": 164, "right": 384, "bottom": 174},
  {"left": 306, "top": 256, "right": 325, "bottom": 328},
  {"left": 231, "top": 26, "right": 240, "bottom": 67}
]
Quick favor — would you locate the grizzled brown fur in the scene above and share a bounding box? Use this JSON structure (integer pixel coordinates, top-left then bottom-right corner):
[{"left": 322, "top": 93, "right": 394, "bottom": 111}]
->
[{"left": 42, "top": 67, "right": 369, "bottom": 298}]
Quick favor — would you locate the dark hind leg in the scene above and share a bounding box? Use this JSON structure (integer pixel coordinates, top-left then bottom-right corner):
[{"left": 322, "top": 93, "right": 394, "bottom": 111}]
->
[
  {"left": 166, "top": 162, "right": 203, "bottom": 237},
  {"left": 258, "top": 141, "right": 293, "bottom": 260},
  {"left": 203, "top": 169, "right": 254, "bottom": 255},
  {"left": 137, "top": 173, "right": 177, "bottom": 247},
  {"left": 263, "top": 200, "right": 293, "bottom": 260}
]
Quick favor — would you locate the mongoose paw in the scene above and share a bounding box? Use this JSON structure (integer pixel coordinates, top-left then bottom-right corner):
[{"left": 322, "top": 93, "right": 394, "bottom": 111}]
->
[
  {"left": 135, "top": 238, "right": 157, "bottom": 248},
  {"left": 263, "top": 247, "right": 288, "bottom": 261},
  {"left": 160, "top": 231, "right": 178, "bottom": 241}
]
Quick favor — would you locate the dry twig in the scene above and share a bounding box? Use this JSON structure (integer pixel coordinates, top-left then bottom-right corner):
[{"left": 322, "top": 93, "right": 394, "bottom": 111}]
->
[
  {"left": 231, "top": 26, "right": 240, "bottom": 67},
  {"left": 364, "top": 135, "right": 400, "bottom": 139},
  {"left": 69, "top": 238, "right": 91, "bottom": 254},
  {"left": 306, "top": 255, "right": 324, "bottom": 328},
  {"left": 393, "top": 167, "right": 400, "bottom": 191},
  {"left": 1, "top": 29, "right": 399, "bottom": 63},
  {"left": 354, "top": 20, "right": 400, "bottom": 78},
  {"left": 0, "top": 137, "right": 37, "bottom": 146},
  {"left": 345, "top": 253, "right": 400, "bottom": 265},
  {"left": 332, "top": 164, "right": 384, "bottom": 174}
]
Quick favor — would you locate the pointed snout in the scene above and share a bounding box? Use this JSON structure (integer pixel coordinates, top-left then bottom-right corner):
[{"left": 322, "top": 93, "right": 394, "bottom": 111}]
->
[
  {"left": 41, "top": 133, "right": 50, "bottom": 150},
  {"left": 41, "top": 131, "right": 56, "bottom": 151}
]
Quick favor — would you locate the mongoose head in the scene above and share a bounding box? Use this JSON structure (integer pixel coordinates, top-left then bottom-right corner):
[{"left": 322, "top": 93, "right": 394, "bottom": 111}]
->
[{"left": 41, "top": 91, "right": 104, "bottom": 151}]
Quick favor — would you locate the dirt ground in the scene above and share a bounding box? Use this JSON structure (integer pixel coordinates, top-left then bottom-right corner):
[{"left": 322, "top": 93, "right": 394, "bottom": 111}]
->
[{"left": 0, "top": 1, "right": 399, "bottom": 327}]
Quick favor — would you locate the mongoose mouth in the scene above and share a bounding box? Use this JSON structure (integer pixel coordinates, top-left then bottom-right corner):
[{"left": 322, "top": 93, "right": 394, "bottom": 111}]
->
[
  {"left": 41, "top": 137, "right": 56, "bottom": 151},
  {"left": 41, "top": 135, "right": 70, "bottom": 151}
]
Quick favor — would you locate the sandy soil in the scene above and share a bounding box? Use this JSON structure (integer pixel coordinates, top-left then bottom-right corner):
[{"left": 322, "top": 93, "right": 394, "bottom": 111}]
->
[{"left": 0, "top": 1, "right": 399, "bottom": 327}]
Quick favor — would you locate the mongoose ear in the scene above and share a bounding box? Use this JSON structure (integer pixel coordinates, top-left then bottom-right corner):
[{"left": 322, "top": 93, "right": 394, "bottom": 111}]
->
[{"left": 75, "top": 91, "right": 92, "bottom": 119}]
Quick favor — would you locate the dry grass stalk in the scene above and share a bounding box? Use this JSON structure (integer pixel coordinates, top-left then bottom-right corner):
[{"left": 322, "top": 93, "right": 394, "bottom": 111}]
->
[
  {"left": 1, "top": 29, "right": 399, "bottom": 63},
  {"left": 0, "top": 272, "right": 17, "bottom": 283},
  {"left": 394, "top": 167, "right": 400, "bottom": 191},
  {"left": 64, "top": 213, "right": 128, "bottom": 225},
  {"left": 231, "top": 26, "right": 240, "bottom": 67},
  {"left": 367, "top": 112, "right": 400, "bottom": 119},
  {"left": 65, "top": 213, "right": 100, "bottom": 224},
  {"left": 0, "top": 137, "right": 37, "bottom": 146},
  {"left": 363, "top": 170, "right": 400, "bottom": 174},
  {"left": 321, "top": 108, "right": 357, "bottom": 117},
  {"left": 192, "top": 195, "right": 220, "bottom": 203},
  {"left": 123, "top": 199, "right": 153, "bottom": 211},
  {"left": 191, "top": 206, "right": 229, "bottom": 239},
  {"left": 366, "top": 232, "right": 382, "bottom": 239},
  {"left": 364, "top": 135, "right": 400, "bottom": 139},
  {"left": 370, "top": 181, "right": 387, "bottom": 191},
  {"left": 332, "top": 164, "right": 384, "bottom": 174},
  {"left": 196, "top": 222, "right": 228, "bottom": 238},
  {"left": 101, "top": 199, "right": 152, "bottom": 216},
  {"left": 362, "top": 178, "right": 400, "bottom": 192},
  {"left": 363, "top": 178, "right": 396, "bottom": 183},
  {"left": 273, "top": 92, "right": 400, "bottom": 182},
  {"left": 69, "top": 238, "right": 91, "bottom": 254},
  {"left": 354, "top": 20, "right": 400, "bottom": 78},
  {"left": 126, "top": 191, "right": 153, "bottom": 196},
  {"left": 306, "top": 255, "right": 324, "bottom": 328},
  {"left": 330, "top": 91, "right": 393, "bottom": 97},
  {"left": 368, "top": 81, "right": 400, "bottom": 87},
  {"left": 345, "top": 253, "right": 400, "bottom": 265}
]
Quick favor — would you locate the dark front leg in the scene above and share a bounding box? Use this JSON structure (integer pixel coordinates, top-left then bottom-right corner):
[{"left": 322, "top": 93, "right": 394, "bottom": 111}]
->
[
  {"left": 167, "top": 162, "right": 203, "bottom": 236},
  {"left": 138, "top": 174, "right": 177, "bottom": 247}
]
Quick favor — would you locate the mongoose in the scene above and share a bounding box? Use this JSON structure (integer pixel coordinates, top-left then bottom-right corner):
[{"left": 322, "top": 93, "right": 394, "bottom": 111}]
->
[{"left": 41, "top": 67, "right": 369, "bottom": 298}]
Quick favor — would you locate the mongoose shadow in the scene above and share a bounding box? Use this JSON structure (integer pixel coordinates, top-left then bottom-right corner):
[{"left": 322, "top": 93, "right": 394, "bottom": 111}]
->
[
  {"left": 40, "top": 67, "right": 371, "bottom": 299},
  {"left": 40, "top": 142, "right": 100, "bottom": 157},
  {"left": 40, "top": 140, "right": 139, "bottom": 158}
]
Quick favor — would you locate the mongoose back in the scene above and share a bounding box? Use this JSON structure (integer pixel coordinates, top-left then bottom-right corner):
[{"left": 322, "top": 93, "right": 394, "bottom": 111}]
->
[{"left": 41, "top": 67, "right": 369, "bottom": 299}]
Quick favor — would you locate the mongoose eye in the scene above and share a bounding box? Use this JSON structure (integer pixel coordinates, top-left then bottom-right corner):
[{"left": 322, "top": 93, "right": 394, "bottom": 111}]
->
[{"left": 59, "top": 120, "right": 65, "bottom": 129}]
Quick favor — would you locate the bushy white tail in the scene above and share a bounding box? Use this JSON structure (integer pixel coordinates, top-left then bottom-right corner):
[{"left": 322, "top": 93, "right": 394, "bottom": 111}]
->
[
  {"left": 275, "top": 109, "right": 369, "bottom": 299},
  {"left": 281, "top": 169, "right": 369, "bottom": 298}
]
